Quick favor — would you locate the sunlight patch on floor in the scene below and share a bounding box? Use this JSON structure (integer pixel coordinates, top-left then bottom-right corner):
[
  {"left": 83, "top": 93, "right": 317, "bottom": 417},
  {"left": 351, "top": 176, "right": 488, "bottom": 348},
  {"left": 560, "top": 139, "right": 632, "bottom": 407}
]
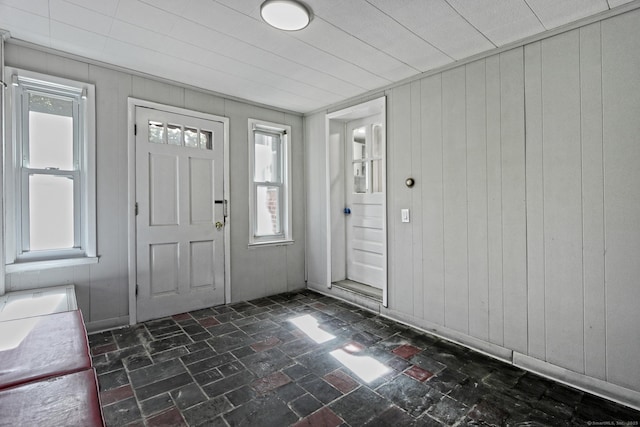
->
[
  {"left": 330, "top": 346, "right": 391, "bottom": 383},
  {"left": 288, "top": 314, "right": 336, "bottom": 344}
]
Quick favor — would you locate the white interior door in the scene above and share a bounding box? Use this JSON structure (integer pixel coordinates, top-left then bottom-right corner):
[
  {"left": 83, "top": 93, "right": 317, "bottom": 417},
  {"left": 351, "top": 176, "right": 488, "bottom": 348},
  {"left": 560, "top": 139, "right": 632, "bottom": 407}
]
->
[
  {"left": 345, "top": 115, "right": 385, "bottom": 289},
  {"left": 135, "top": 106, "right": 225, "bottom": 322}
]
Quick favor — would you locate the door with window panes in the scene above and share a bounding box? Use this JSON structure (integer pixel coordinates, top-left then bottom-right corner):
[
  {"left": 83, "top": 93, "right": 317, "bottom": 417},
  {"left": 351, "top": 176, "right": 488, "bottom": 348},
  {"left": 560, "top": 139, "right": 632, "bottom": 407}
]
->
[
  {"left": 345, "top": 114, "right": 385, "bottom": 289},
  {"left": 135, "top": 106, "right": 225, "bottom": 322}
]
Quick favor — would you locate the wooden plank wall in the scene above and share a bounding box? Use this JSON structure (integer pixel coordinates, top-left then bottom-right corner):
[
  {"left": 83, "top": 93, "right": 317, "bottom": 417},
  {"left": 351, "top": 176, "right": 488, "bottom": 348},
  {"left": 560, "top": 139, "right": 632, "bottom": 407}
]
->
[
  {"left": 303, "top": 8, "right": 640, "bottom": 396},
  {"left": 304, "top": 112, "right": 328, "bottom": 287},
  {"left": 377, "top": 9, "right": 640, "bottom": 393},
  {"left": 601, "top": 11, "right": 640, "bottom": 391},
  {"left": 386, "top": 49, "right": 529, "bottom": 349}
]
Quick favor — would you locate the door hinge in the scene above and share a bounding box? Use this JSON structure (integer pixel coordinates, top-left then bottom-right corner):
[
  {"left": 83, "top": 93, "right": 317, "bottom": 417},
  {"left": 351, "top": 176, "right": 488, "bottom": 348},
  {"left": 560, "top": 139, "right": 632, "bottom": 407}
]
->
[
  {"left": 134, "top": 124, "right": 137, "bottom": 136},
  {"left": 135, "top": 285, "right": 139, "bottom": 296},
  {"left": 135, "top": 202, "right": 139, "bottom": 216}
]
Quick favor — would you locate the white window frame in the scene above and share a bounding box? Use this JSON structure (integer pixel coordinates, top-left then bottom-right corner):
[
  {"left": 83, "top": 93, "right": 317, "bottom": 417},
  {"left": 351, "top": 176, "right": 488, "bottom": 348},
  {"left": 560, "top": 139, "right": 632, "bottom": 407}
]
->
[
  {"left": 4, "top": 68, "right": 97, "bottom": 272},
  {"left": 248, "top": 119, "right": 293, "bottom": 246}
]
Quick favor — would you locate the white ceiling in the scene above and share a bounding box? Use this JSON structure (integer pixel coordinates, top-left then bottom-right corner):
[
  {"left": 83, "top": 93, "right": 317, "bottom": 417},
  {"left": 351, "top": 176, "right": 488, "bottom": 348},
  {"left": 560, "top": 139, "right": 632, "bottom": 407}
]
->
[{"left": 0, "top": 0, "right": 634, "bottom": 113}]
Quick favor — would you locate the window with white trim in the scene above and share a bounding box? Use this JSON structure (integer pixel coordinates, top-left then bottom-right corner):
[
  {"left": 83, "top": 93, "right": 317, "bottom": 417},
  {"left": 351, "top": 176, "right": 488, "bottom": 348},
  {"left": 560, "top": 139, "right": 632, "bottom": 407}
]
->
[
  {"left": 248, "top": 119, "right": 292, "bottom": 245},
  {"left": 5, "top": 68, "right": 97, "bottom": 271}
]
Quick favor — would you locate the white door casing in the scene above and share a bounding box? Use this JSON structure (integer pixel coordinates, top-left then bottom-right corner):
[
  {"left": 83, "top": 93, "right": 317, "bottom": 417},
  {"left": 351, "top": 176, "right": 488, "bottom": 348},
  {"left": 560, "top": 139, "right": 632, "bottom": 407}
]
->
[
  {"left": 345, "top": 114, "right": 385, "bottom": 290},
  {"left": 134, "top": 106, "right": 225, "bottom": 322}
]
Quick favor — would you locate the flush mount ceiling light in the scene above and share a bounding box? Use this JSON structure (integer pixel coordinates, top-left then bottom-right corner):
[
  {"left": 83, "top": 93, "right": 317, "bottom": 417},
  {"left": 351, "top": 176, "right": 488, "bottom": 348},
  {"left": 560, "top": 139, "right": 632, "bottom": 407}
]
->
[{"left": 260, "top": 0, "right": 311, "bottom": 31}]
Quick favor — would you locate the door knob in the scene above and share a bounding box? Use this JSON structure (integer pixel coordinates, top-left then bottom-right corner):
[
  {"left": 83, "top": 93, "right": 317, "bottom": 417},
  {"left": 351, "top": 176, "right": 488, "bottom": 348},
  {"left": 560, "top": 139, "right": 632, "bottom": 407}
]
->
[{"left": 215, "top": 221, "right": 224, "bottom": 230}]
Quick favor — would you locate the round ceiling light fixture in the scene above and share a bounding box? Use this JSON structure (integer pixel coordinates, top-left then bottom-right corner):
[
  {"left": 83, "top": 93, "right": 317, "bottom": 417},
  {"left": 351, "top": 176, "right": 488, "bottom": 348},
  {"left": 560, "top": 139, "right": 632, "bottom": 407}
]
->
[{"left": 260, "top": 0, "right": 311, "bottom": 31}]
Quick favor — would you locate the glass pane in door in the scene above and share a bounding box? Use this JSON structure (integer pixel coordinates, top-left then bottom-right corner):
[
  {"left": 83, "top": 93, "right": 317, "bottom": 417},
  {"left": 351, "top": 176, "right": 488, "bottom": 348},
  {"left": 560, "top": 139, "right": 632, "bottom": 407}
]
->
[
  {"left": 372, "top": 159, "right": 383, "bottom": 193},
  {"left": 352, "top": 126, "right": 366, "bottom": 160},
  {"left": 149, "top": 121, "right": 165, "bottom": 144},
  {"left": 353, "top": 162, "right": 367, "bottom": 193},
  {"left": 184, "top": 127, "right": 199, "bottom": 148},
  {"left": 200, "top": 130, "right": 213, "bottom": 150},
  {"left": 167, "top": 124, "right": 182, "bottom": 146},
  {"left": 372, "top": 124, "right": 383, "bottom": 158}
]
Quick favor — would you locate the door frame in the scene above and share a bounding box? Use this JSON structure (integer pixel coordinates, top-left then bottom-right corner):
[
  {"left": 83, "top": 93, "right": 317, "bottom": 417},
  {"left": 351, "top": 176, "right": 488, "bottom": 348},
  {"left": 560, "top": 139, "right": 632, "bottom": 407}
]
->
[
  {"left": 127, "top": 98, "right": 230, "bottom": 325},
  {"left": 325, "top": 96, "right": 387, "bottom": 306}
]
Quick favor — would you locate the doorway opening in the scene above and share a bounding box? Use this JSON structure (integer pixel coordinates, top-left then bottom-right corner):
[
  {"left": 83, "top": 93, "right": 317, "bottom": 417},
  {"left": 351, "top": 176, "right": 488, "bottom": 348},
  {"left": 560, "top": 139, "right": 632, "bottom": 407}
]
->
[{"left": 326, "top": 97, "right": 387, "bottom": 306}]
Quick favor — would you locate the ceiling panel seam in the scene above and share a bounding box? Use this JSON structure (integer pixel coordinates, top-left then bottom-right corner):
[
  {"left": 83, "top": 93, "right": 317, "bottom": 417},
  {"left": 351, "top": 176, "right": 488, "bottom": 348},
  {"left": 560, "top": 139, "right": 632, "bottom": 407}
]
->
[
  {"left": 443, "top": 0, "right": 498, "bottom": 48},
  {"left": 523, "top": 0, "right": 549, "bottom": 30},
  {"left": 312, "top": 16, "right": 421, "bottom": 75},
  {"left": 106, "top": 0, "right": 117, "bottom": 37},
  {"left": 364, "top": 0, "right": 456, "bottom": 61}
]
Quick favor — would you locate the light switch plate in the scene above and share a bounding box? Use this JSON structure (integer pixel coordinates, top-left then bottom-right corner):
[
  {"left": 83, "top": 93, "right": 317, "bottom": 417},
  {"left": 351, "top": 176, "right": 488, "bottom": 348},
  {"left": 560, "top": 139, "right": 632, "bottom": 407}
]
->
[{"left": 401, "top": 209, "right": 410, "bottom": 223}]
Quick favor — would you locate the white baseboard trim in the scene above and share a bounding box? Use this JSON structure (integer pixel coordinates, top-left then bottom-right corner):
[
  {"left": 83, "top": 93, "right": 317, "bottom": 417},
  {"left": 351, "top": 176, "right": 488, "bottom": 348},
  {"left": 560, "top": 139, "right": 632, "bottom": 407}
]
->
[
  {"left": 86, "top": 315, "right": 129, "bottom": 333},
  {"left": 513, "top": 352, "right": 640, "bottom": 411},
  {"left": 380, "top": 307, "right": 513, "bottom": 364},
  {"left": 309, "top": 283, "right": 512, "bottom": 362},
  {"left": 306, "top": 282, "right": 640, "bottom": 411}
]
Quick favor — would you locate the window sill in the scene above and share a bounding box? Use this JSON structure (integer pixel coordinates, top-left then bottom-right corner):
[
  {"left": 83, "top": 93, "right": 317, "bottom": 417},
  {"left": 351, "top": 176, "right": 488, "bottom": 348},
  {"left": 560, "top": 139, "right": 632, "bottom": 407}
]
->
[
  {"left": 248, "top": 239, "right": 295, "bottom": 248},
  {"left": 6, "top": 256, "right": 100, "bottom": 273}
]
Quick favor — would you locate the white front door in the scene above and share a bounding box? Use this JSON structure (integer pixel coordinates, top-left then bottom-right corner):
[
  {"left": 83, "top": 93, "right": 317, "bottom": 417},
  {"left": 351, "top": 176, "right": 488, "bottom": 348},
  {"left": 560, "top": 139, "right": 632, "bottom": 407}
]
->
[
  {"left": 345, "top": 114, "right": 385, "bottom": 289},
  {"left": 135, "top": 106, "right": 225, "bottom": 322}
]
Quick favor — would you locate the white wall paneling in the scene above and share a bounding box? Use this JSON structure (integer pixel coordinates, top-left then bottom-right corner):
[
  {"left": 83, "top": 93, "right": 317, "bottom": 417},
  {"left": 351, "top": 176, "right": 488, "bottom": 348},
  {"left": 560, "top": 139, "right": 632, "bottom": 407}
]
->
[
  {"left": 390, "top": 84, "right": 413, "bottom": 313},
  {"left": 601, "top": 9, "right": 640, "bottom": 392},
  {"left": 465, "top": 59, "right": 489, "bottom": 342},
  {"left": 441, "top": 66, "right": 469, "bottom": 334},
  {"left": 306, "top": 7, "right": 640, "bottom": 409},
  {"left": 524, "top": 40, "right": 546, "bottom": 362},
  {"left": 541, "top": 29, "right": 585, "bottom": 374},
  {"left": 89, "top": 66, "right": 132, "bottom": 326},
  {"left": 285, "top": 110, "right": 307, "bottom": 291},
  {"left": 485, "top": 54, "right": 505, "bottom": 348},
  {"left": 410, "top": 80, "right": 424, "bottom": 320},
  {"left": 420, "top": 74, "right": 445, "bottom": 327},
  {"left": 499, "top": 47, "right": 527, "bottom": 355},
  {"left": 304, "top": 111, "right": 328, "bottom": 289},
  {"left": 579, "top": 23, "right": 606, "bottom": 382}
]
